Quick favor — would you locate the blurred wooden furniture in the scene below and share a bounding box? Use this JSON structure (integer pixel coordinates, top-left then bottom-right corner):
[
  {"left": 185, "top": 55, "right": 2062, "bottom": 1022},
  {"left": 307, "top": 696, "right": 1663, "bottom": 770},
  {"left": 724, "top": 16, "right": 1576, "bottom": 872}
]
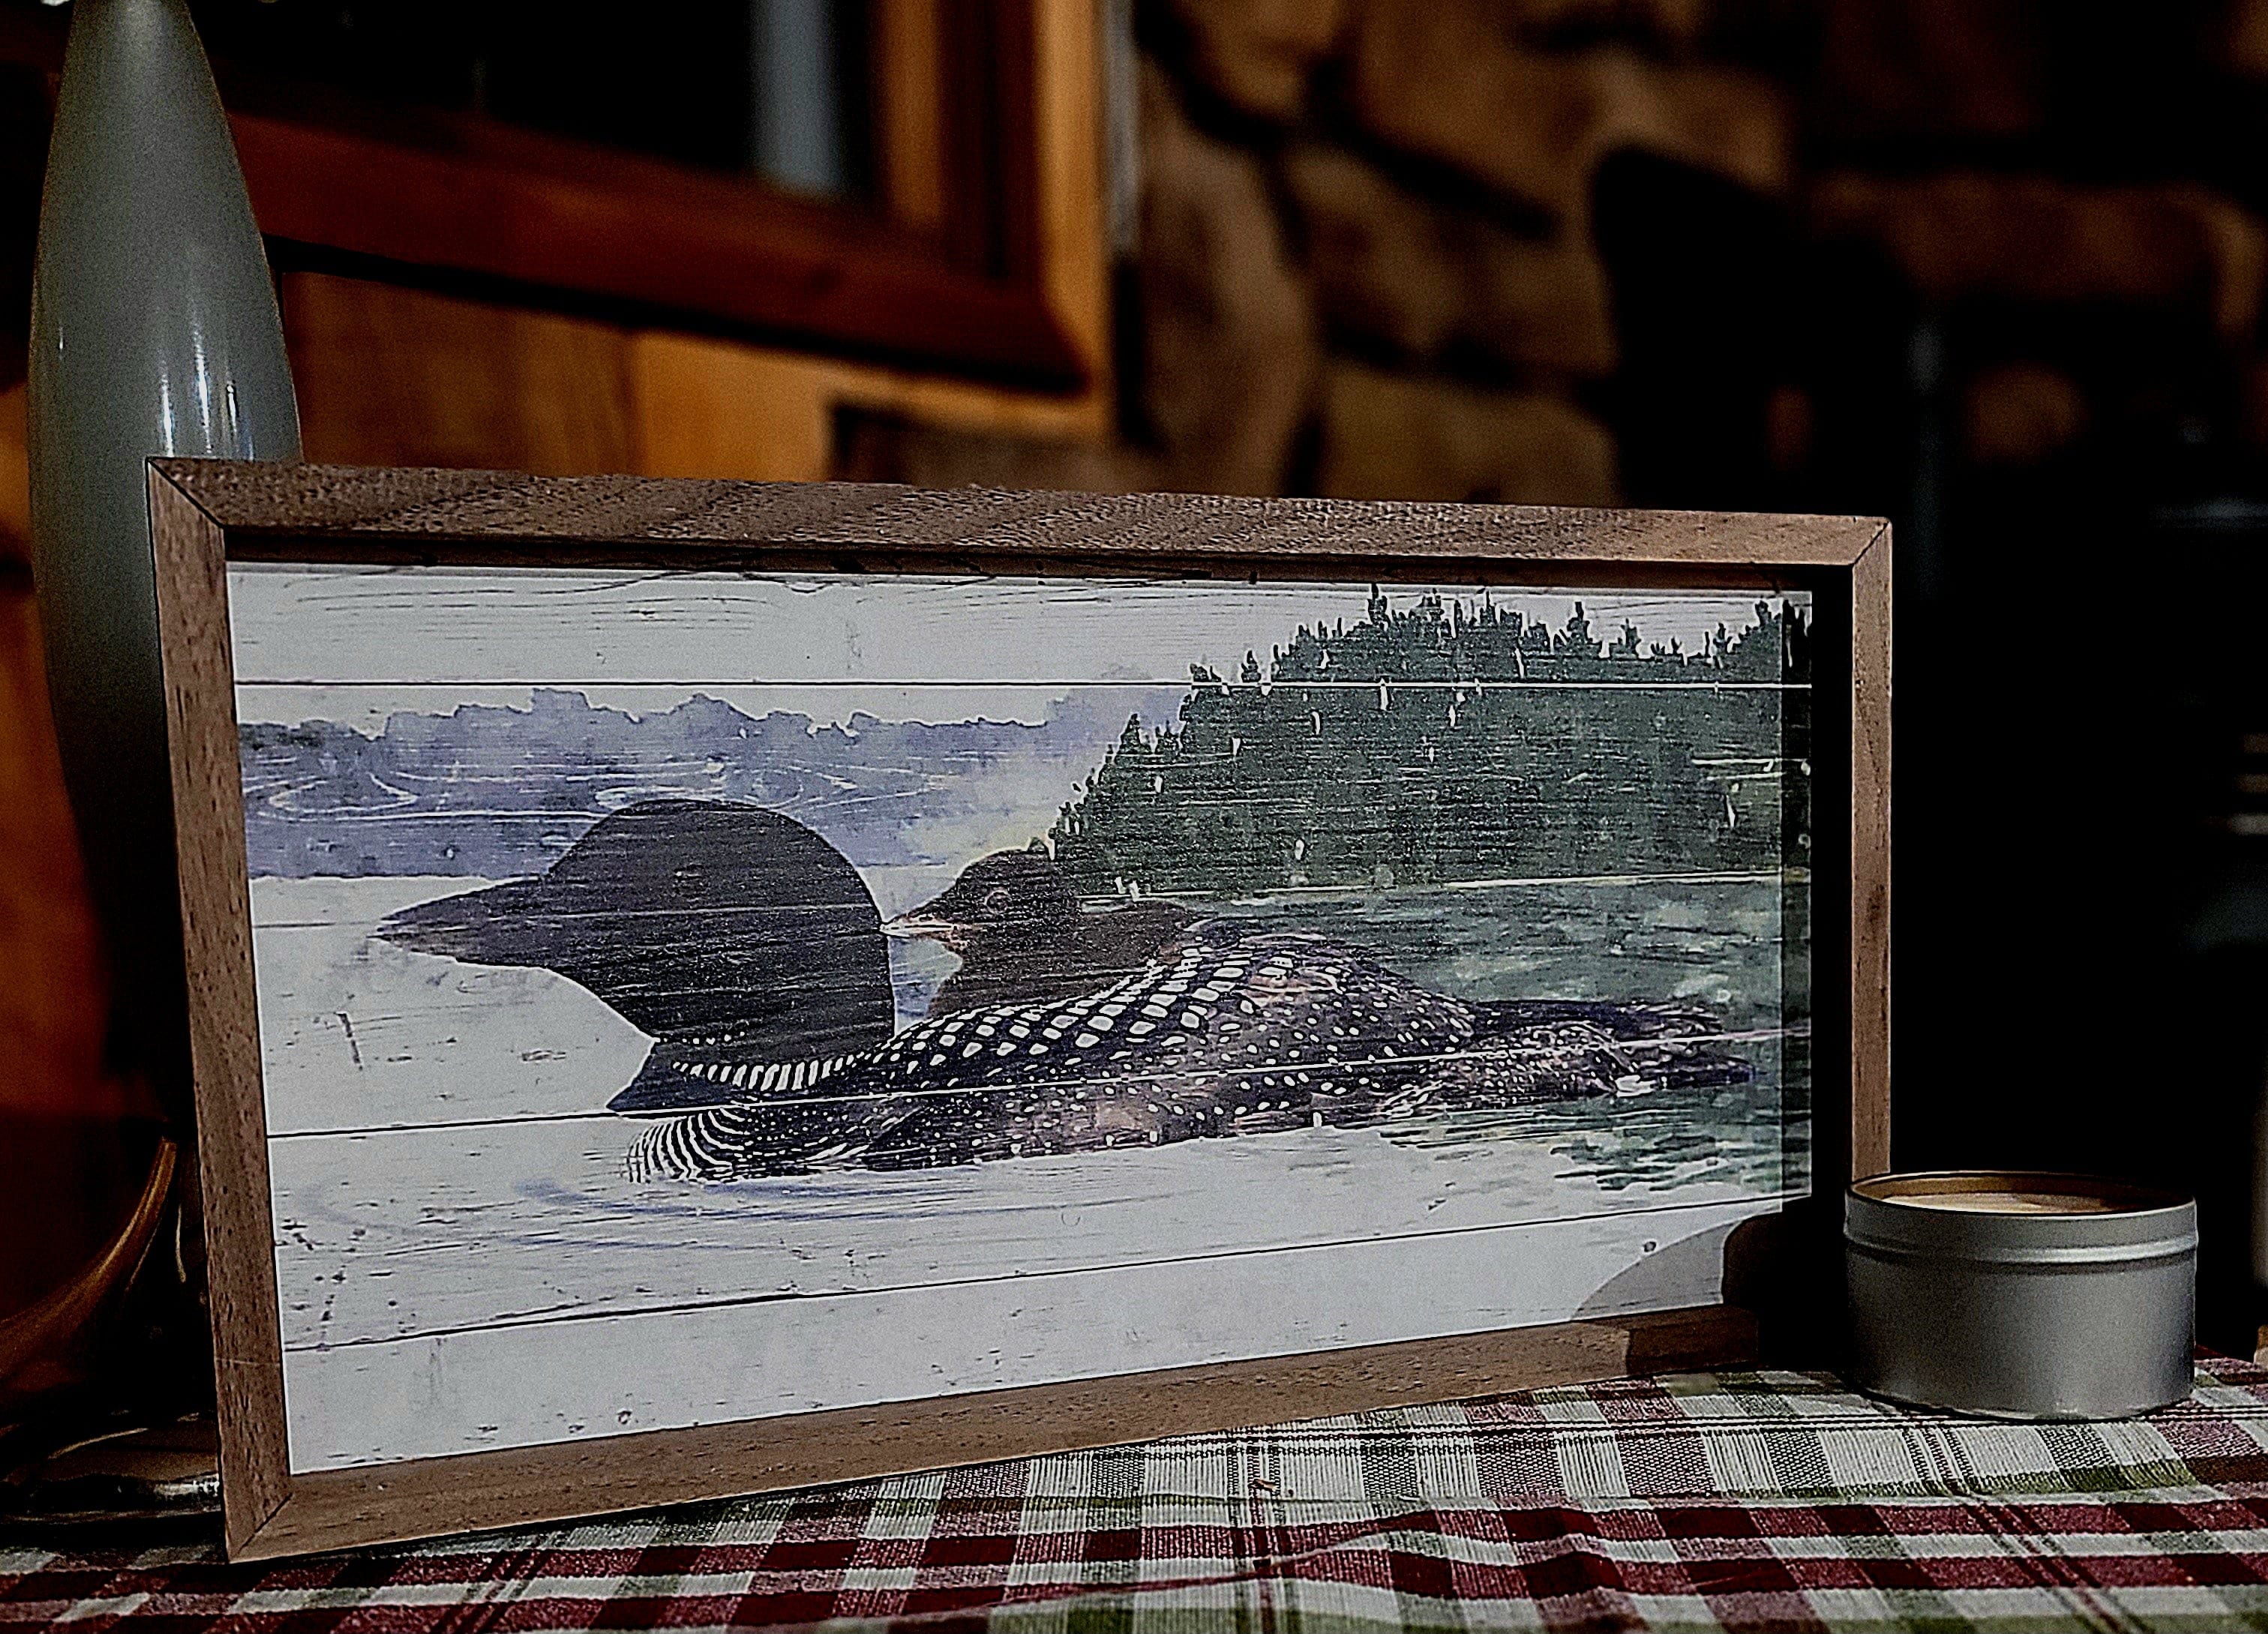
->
[
  {"left": 250, "top": 1, "right": 1114, "bottom": 481},
  {"left": 0, "top": 1, "right": 1109, "bottom": 1379}
]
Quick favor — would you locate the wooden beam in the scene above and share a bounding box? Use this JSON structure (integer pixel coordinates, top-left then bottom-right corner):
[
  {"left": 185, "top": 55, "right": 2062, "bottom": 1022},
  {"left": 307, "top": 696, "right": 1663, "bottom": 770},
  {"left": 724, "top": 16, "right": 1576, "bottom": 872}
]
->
[{"left": 232, "top": 111, "right": 1087, "bottom": 390}]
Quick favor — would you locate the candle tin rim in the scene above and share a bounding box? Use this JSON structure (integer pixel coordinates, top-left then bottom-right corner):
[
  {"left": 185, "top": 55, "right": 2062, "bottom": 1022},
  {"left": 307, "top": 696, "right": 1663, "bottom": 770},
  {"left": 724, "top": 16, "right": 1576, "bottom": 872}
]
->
[
  {"left": 1847, "top": 1170, "right": 2198, "bottom": 1261},
  {"left": 1852, "top": 1169, "right": 2191, "bottom": 1216}
]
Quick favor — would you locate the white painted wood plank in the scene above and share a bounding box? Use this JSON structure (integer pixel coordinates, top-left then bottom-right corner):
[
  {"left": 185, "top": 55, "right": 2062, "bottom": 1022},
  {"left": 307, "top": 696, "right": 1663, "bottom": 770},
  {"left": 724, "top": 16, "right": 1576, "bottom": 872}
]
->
[
  {"left": 251, "top": 878, "right": 650, "bottom": 1138},
  {"left": 227, "top": 565, "right": 1804, "bottom": 690},
  {"left": 267, "top": 1111, "right": 1785, "bottom": 1351},
  {"left": 251, "top": 878, "right": 1794, "bottom": 1137},
  {"left": 281, "top": 1194, "right": 1773, "bottom": 1473},
  {"left": 254, "top": 871, "right": 1796, "bottom": 932}
]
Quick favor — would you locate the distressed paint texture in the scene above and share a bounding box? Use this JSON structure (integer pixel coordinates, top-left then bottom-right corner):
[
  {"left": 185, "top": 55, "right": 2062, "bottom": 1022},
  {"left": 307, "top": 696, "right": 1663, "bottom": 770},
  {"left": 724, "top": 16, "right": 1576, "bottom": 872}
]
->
[{"left": 231, "top": 566, "right": 1810, "bottom": 1471}]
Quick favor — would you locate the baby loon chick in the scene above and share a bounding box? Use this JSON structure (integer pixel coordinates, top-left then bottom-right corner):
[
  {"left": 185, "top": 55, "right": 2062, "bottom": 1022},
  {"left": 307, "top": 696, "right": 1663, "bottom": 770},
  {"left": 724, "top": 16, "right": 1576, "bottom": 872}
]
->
[
  {"left": 628, "top": 925, "right": 1750, "bottom": 1181},
  {"left": 376, "top": 799, "right": 896, "bottom": 1114},
  {"left": 888, "top": 847, "right": 1198, "bottom": 1018}
]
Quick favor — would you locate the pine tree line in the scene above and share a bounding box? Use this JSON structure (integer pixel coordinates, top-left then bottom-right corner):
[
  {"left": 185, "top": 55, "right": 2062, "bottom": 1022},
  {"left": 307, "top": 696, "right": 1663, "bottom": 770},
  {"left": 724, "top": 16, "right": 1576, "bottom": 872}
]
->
[{"left": 1050, "top": 592, "right": 1810, "bottom": 900}]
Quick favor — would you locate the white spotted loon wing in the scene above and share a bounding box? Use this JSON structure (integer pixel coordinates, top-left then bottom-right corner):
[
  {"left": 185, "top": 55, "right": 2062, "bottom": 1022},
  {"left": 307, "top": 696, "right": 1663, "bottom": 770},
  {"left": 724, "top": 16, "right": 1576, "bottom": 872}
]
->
[
  {"left": 628, "top": 947, "right": 1241, "bottom": 1180},
  {"left": 856, "top": 932, "right": 1483, "bottom": 1167},
  {"left": 625, "top": 929, "right": 1682, "bottom": 1181}
]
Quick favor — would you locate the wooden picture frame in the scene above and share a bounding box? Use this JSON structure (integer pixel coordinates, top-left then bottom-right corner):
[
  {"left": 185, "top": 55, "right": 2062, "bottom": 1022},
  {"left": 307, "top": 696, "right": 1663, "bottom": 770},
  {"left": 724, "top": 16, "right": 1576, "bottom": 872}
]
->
[{"left": 148, "top": 460, "right": 1890, "bottom": 1561}]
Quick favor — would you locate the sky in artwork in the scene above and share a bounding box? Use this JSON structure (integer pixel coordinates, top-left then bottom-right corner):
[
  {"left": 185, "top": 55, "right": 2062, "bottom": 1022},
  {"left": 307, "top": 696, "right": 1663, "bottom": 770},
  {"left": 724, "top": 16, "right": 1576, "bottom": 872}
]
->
[{"left": 229, "top": 565, "right": 1804, "bottom": 730}]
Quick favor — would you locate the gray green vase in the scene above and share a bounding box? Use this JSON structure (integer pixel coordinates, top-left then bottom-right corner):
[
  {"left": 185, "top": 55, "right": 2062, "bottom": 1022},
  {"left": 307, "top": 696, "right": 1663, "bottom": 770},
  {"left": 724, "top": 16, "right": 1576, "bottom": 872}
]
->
[{"left": 27, "top": 0, "right": 300, "bottom": 1116}]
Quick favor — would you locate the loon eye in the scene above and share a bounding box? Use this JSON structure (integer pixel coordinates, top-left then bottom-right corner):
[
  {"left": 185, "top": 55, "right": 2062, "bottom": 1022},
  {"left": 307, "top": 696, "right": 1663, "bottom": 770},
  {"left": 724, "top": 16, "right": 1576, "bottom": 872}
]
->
[{"left": 983, "top": 887, "right": 1011, "bottom": 914}]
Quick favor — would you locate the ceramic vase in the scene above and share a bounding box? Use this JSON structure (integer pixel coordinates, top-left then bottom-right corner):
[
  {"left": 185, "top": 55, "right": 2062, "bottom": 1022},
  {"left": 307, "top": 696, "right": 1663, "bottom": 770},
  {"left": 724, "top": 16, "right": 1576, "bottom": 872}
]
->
[{"left": 28, "top": 0, "right": 300, "bottom": 1119}]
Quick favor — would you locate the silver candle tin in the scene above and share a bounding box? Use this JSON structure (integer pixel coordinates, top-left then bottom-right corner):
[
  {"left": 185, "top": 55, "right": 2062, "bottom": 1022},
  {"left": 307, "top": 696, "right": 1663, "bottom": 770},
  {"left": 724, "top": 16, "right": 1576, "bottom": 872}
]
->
[{"left": 1846, "top": 1171, "right": 2195, "bottom": 1420}]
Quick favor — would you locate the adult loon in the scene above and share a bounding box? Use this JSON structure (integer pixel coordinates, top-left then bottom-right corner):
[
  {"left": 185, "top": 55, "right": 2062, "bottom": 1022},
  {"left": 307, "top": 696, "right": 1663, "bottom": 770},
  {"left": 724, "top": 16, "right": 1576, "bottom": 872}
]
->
[
  {"left": 376, "top": 801, "right": 897, "bottom": 1114},
  {"left": 612, "top": 829, "right": 1742, "bottom": 1169}
]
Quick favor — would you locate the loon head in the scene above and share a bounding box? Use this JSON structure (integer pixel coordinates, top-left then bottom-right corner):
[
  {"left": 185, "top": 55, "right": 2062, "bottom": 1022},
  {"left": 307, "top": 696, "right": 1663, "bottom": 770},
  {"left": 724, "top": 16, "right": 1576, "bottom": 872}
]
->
[
  {"left": 884, "top": 846, "right": 1205, "bottom": 1020},
  {"left": 885, "top": 846, "right": 1076, "bottom": 953},
  {"left": 377, "top": 800, "right": 897, "bottom": 1109}
]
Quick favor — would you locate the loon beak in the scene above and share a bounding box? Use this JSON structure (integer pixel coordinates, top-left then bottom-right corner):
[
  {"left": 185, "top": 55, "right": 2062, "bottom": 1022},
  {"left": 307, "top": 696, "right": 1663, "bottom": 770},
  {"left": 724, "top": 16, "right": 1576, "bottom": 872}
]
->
[{"left": 884, "top": 913, "right": 964, "bottom": 950}]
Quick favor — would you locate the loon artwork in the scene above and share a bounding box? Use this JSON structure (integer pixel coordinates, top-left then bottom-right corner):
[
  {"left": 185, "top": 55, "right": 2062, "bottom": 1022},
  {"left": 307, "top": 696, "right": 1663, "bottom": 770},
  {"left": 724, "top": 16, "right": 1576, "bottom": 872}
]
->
[
  {"left": 222, "top": 556, "right": 1811, "bottom": 1478},
  {"left": 379, "top": 800, "right": 1752, "bottom": 1179}
]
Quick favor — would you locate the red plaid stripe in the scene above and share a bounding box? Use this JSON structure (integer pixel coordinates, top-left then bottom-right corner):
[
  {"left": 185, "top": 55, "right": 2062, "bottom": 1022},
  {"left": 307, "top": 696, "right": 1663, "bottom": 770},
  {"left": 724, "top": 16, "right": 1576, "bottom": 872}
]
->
[{"left": 8, "top": 1360, "right": 2268, "bottom": 1632}]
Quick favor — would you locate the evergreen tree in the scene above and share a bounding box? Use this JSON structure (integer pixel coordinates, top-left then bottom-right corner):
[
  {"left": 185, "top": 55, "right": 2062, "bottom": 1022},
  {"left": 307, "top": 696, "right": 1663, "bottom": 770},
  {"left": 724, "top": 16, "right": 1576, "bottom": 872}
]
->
[{"left": 1052, "top": 595, "right": 1809, "bottom": 900}]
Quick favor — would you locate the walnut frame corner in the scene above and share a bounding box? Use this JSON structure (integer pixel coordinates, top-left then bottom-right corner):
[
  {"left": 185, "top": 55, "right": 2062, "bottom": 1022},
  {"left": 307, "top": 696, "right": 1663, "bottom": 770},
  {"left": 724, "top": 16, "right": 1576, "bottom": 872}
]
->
[{"left": 147, "top": 460, "right": 1891, "bottom": 1561}]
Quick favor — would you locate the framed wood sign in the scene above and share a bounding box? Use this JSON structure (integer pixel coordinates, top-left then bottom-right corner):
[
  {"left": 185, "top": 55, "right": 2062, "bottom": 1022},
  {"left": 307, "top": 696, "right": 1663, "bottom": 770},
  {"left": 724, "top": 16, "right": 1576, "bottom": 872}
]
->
[{"left": 147, "top": 461, "right": 1889, "bottom": 1561}]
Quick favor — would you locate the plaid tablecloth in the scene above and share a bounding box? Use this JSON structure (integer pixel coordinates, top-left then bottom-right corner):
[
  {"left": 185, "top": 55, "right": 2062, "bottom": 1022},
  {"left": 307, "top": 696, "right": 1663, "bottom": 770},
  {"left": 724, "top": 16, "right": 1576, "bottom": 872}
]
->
[{"left": 12, "top": 1358, "right": 2268, "bottom": 1633}]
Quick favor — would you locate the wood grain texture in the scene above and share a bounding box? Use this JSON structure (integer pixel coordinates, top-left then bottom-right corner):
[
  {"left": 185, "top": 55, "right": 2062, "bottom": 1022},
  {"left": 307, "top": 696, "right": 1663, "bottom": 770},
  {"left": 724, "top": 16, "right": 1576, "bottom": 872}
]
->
[
  {"left": 281, "top": 283, "right": 1112, "bottom": 490},
  {"left": 626, "top": 332, "right": 1111, "bottom": 484},
  {"left": 0, "top": 383, "right": 26, "bottom": 564},
  {"left": 146, "top": 469, "right": 290, "bottom": 1556},
  {"left": 152, "top": 462, "right": 1885, "bottom": 581},
  {"left": 1032, "top": 0, "right": 1111, "bottom": 391},
  {"left": 284, "top": 276, "right": 636, "bottom": 477},
  {"left": 267, "top": 0, "right": 1108, "bottom": 490},
  {"left": 625, "top": 1, "right": 1106, "bottom": 484},
  {"left": 0, "top": 579, "right": 109, "bottom": 1121},
  {"left": 231, "top": 110, "right": 1086, "bottom": 389},
  {"left": 622, "top": 0, "right": 1108, "bottom": 483},
  {"left": 1848, "top": 527, "right": 1892, "bottom": 1177},
  {"left": 0, "top": 570, "right": 143, "bottom": 1358},
  {"left": 148, "top": 460, "right": 1888, "bottom": 1560},
  {"left": 0, "top": 393, "right": 135, "bottom": 1351},
  {"left": 238, "top": 1303, "right": 1753, "bottom": 1559},
  {"left": 873, "top": 0, "right": 950, "bottom": 236}
]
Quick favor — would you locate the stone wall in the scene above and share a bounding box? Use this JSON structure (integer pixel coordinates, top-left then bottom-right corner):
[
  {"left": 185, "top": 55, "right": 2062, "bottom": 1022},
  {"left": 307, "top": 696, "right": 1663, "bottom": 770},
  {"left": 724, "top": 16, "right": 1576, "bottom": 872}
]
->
[{"left": 848, "top": 0, "right": 2268, "bottom": 520}]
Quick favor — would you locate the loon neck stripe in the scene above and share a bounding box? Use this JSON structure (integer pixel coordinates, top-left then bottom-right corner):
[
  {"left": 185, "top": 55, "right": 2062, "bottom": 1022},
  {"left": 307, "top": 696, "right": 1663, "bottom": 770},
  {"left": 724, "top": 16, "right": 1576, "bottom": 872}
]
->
[{"left": 661, "top": 1053, "right": 853, "bottom": 1094}]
